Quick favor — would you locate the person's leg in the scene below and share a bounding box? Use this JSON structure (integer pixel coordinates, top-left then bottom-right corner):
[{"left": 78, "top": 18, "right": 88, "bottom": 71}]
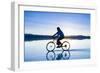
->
[
  {"left": 57, "top": 38, "right": 61, "bottom": 46},
  {"left": 59, "top": 37, "right": 64, "bottom": 46},
  {"left": 57, "top": 37, "right": 63, "bottom": 48}
]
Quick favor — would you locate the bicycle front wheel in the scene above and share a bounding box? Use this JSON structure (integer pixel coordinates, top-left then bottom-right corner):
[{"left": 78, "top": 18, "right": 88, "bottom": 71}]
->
[
  {"left": 62, "top": 41, "right": 70, "bottom": 51},
  {"left": 46, "top": 41, "right": 55, "bottom": 51},
  {"left": 46, "top": 51, "right": 56, "bottom": 60}
]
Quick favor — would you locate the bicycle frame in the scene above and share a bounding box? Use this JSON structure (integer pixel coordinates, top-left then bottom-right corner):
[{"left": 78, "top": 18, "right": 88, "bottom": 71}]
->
[{"left": 46, "top": 38, "right": 70, "bottom": 51}]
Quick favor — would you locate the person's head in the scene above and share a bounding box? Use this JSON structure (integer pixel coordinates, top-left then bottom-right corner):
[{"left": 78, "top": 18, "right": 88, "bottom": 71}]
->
[{"left": 57, "top": 27, "right": 60, "bottom": 31}]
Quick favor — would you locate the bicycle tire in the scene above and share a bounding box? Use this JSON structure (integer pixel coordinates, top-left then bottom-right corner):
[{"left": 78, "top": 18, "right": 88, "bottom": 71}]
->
[
  {"left": 62, "top": 41, "right": 70, "bottom": 51},
  {"left": 46, "top": 41, "right": 55, "bottom": 51}
]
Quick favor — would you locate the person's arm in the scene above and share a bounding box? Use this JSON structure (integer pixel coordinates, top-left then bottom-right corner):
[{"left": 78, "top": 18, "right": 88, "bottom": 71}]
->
[
  {"left": 52, "top": 32, "right": 58, "bottom": 39},
  {"left": 53, "top": 32, "right": 58, "bottom": 37}
]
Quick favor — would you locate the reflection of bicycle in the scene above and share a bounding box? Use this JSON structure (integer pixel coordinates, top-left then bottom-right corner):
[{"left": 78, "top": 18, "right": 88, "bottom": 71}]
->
[
  {"left": 46, "top": 50, "right": 70, "bottom": 60},
  {"left": 46, "top": 39, "right": 70, "bottom": 51}
]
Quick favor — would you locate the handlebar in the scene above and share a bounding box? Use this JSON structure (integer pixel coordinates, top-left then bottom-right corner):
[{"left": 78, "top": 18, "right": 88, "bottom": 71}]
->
[{"left": 52, "top": 36, "right": 58, "bottom": 40}]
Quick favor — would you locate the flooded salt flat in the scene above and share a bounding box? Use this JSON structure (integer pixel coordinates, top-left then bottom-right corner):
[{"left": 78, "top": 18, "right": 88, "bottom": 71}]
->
[{"left": 24, "top": 39, "right": 90, "bottom": 62}]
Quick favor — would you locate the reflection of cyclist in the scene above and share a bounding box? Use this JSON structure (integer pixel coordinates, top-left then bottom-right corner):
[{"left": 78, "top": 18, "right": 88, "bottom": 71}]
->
[{"left": 53, "top": 27, "right": 64, "bottom": 48}]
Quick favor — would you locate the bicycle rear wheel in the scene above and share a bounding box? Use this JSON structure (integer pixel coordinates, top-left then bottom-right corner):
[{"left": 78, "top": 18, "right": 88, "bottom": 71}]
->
[
  {"left": 46, "top": 41, "right": 55, "bottom": 51},
  {"left": 62, "top": 50, "right": 70, "bottom": 60},
  {"left": 62, "top": 41, "right": 70, "bottom": 51}
]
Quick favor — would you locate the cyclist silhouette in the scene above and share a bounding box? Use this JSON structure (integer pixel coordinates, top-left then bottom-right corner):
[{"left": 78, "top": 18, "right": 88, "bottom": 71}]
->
[{"left": 53, "top": 27, "right": 64, "bottom": 48}]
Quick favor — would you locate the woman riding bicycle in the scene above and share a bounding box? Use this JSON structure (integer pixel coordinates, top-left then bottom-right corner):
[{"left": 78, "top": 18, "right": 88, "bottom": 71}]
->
[{"left": 53, "top": 27, "right": 64, "bottom": 48}]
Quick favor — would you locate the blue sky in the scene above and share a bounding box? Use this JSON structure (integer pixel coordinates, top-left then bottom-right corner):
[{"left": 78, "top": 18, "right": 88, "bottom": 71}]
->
[{"left": 24, "top": 11, "right": 90, "bottom": 36}]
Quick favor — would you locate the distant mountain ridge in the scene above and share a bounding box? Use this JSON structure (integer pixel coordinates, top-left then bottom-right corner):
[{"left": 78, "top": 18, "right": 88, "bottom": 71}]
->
[{"left": 24, "top": 34, "right": 90, "bottom": 41}]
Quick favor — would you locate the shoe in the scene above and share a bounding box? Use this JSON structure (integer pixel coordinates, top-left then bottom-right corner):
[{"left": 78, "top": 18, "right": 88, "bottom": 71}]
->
[
  {"left": 56, "top": 46, "right": 60, "bottom": 48},
  {"left": 56, "top": 45, "right": 62, "bottom": 48}
]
